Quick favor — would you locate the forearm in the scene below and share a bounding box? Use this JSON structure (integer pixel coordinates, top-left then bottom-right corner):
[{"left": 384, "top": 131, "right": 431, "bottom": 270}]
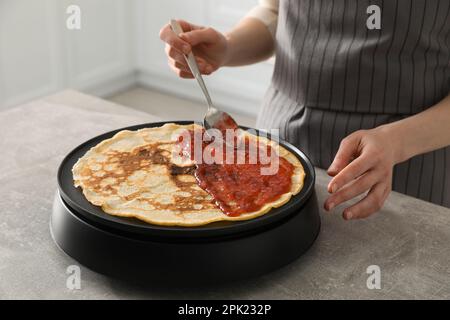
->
[
  {"left": 379, "top": 93, "right": 450, "bottom": 163},
  {"left": 223, "top": 18, "right": 275, "bottom": 67}
]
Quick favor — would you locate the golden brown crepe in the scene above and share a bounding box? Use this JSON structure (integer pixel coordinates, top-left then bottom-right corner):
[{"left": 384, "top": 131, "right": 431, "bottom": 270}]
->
[{"left": 72, "top": 123, "right": 305, "bottom": 226}]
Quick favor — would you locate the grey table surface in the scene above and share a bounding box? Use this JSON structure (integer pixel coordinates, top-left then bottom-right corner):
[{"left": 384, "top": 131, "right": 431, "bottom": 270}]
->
[{"left": 1, "top": 90, "right": 450, "bottom": 300}]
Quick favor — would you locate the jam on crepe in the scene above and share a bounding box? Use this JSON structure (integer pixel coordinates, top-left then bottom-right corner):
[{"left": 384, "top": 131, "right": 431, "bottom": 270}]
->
[{"left": 177, "top": 129, "right": 294, "bottom": 216}]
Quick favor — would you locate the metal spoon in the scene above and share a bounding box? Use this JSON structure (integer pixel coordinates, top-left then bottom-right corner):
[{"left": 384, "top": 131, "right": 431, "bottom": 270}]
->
[{"left": 170, "top": 20, "right": 239, "bottom": 135}]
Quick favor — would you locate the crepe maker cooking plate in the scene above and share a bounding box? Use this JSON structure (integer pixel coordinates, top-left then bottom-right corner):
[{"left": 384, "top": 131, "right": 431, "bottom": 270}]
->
[{"left": 50, "top": 121, "right": 320, "bottom": 285}]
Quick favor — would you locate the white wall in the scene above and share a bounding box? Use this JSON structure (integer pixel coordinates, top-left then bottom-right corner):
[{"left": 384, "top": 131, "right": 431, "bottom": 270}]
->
[
  {"left": 0, "top": 0, "right": 135, "bottom": 109},
  {"left": 0, "top": 0, "right": 273, "bottom": 117},
  {"left": 63, "top": 0, "right": 135, "bottom": 95}
]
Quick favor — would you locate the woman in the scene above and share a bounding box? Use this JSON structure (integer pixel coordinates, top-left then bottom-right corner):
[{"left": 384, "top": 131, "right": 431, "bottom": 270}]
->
[{"left": 159, "top": 0, "right": 450, "bottom": 219}]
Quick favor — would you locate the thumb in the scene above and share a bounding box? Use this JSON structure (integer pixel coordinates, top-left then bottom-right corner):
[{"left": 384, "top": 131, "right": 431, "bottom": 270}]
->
[
  {"left": 328, "top": 133, "right": 361, "bottom": 176},
  {"left": 180, "top": 27, "right": 220, "bottom": 46}
]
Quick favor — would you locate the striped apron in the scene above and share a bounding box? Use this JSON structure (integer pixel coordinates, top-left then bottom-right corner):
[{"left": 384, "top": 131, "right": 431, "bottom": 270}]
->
[{"left": 256, "top": 0, "right": 450, "bottom": 207}]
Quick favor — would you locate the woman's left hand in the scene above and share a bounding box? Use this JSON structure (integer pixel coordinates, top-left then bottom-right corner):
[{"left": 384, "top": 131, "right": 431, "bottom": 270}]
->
[{"left": 324, "top": 127, "right": 401, "bottom": 220}]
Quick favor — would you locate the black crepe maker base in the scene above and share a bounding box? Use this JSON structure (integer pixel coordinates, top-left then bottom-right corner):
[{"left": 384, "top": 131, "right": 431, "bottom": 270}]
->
[{"left": 50, "top": 121, "right": 321, "bottom": 286}]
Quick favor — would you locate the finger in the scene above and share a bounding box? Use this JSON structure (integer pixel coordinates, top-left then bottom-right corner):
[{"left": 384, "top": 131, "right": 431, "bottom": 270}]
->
[
  {"left": 180, "top": 27, "right": 220, "bottom": 46},
  {"left": 165, "top": 44, "right": 209, "bottom": 68},
  {"left": 324, "top": 169, "right": 378, "bottom": 211},
  {"left": 159, "top": 23, "right": 191, "bottom": 54},
  {"left": 342, "top": 182, "right": 389, "bottom": 220},
  {"left": 168, "top": 62, "right": 194, "bottom": 78},
  {"left": 177, "top": 19, "right": 202, "bottom": 32},
  {"left": 168, "top": 58, "right": 190, "bottom": 72},
  {"left": 328, "top": 153, "right": 376, "bottom": 194},
  {"left": 328, "top": 132, "right": 363, "bottom": 176},
  {"left": 165, "top": 44, "right": 186, "bottom": 63},
  {"left": 168, "top": 57, "right": 212, "bottom": 75}
]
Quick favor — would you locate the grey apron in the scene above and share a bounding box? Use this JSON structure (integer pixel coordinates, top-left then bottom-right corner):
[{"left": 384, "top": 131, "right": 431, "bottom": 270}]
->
[{"left": 256, "top": 0, "right": 450, "bottom": 207}]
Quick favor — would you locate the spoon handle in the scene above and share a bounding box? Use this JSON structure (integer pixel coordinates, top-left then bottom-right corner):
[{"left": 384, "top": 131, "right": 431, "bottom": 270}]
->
[{"left": 170, "top": 20, "right": 213, "bottom": 110}]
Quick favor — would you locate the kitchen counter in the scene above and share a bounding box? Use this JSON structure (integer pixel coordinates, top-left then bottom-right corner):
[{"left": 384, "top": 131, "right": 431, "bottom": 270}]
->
[{"left": 1, "top": 90, "right": 450, "bottom": 299}]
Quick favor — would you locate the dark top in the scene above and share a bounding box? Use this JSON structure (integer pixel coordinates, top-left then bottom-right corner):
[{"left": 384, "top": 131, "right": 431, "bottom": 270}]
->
[{"left": 257, "top": 0, "right": 450, "bottom": 206}]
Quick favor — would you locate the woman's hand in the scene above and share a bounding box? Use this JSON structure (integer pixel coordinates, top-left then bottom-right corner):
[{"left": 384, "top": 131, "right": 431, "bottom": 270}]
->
[
  {"left": 159, "top": 20, "right": 229, "bottom": 78},
  {"left": 325, "top": 92, "right": 450, "bottom": 220},
  {"left": 324, "top": 127, "right": 402, "bottom": 220}
]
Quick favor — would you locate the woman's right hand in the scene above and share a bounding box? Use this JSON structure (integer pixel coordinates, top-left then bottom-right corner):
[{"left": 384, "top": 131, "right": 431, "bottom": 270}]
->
[{"left": 159, "top": 20, "right": 229, "bottom": 78}]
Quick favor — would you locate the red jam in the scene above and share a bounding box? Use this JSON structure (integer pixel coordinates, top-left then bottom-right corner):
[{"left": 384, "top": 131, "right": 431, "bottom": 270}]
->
[
  {"left": 212, "top": 113, "right": 238, "bottom": 134},
  {"left": 177, "top": 129, "right": 294, "bottom": 216}
]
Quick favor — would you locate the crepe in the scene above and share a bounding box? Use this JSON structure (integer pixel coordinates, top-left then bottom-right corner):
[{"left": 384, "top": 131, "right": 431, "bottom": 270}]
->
[{"left": 72, "top": 123, "right": 305, "bottom": 226}]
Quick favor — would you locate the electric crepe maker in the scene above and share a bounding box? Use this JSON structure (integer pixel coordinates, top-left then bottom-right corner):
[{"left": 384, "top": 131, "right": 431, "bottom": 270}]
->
[{"left": 50, "top": 121, "right": 320, "bottom": 285}]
